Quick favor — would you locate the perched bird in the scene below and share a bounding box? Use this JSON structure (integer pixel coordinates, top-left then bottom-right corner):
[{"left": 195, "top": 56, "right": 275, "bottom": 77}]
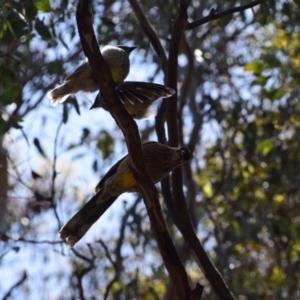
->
[
  {"left": 90, "top": 81, "right": 175, "bottom": 119},
  {"left": 59, "top": 142, "right": 191, "bottom": 247},
  {"left": 47, "top": 45, "right": 136, "bottom": 106}
]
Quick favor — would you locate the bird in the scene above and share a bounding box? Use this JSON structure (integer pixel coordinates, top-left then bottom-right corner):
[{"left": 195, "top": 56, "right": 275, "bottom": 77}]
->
[
  {"left": 90, "top": 81, "right": 175, "bottom": 119},
  {"left": 47, "top": 45, "right": 136, "bottom": 106},
  {"left": 59, "top": 141, "right": 191, "bottom": 247}
]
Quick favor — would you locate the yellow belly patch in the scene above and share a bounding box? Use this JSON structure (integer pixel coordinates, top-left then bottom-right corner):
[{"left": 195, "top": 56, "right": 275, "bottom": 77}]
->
[
  {"left": 117, "top": 172, "right": 138, "bottom": 191},
  {"left": 111, "top": 69, "right": 123, "bottom": 85}
]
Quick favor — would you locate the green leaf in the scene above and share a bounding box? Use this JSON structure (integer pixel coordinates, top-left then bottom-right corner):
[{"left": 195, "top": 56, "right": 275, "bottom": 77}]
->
[
  {"left": 260, "top": 2, "right": 270, "bottom": 24},
  {"left": 203, "top": 182, "right": 213, "bottom": 198},
  {"left": 33, "top": 0, "right": 51, "bottom": 13},
  {"left": 72, "top": 98, "right": 81, "bottom": 116},
  {"left": 218, "top": 14, "right": 233, "bottom": 27},
  {"left": 80, "top": 128, "right": 90, "bottom": 143},
  {"left": 254, "top": 75, "right": 270, "bottom": 87},
  {"left": 92, "top": 159, "right": 98, "bottom": 172},
  {"left": 97, "top": 130, "right": 114, "bottom": 159},
  {"left": 273, "top": 194, "right": 285, "bottom": 203},
  {"left": 256, "top": 139, "right": 273, "bottom": 155},
  {"left": 58, "top": 34, "right": 70, "bottom": 51},
  {"left": 33, "top": 137, "right": 47, "bottom": 158},
  {"left": 244, "top": 61, "right": 263, "bottom": 75},
  {"left": 0, "top": 11, "right": 7, "bottom": 39},
  {"left": 282, "top": 2, "right": 291, "bottom": 17},
  {"left": 25, "top": 2, "right": 38, "bottom": 20},
  {"left": 62, "top": 103, "right": 68, "bottom": 124},
  {"left": 2, "top": 76, "right": 22, "bottom": 105},
  {"left": 35, "top": 19, "right": 51, "bottom": 40},
  {"left": 7, "top": 19, "right": 28, "bottom": 39},
  {"left": 262, "top": 53, "right": 281, "bottom": 68},
  {"left": 261, "top": 88, "right": 285, "bottom": 101},
  {"left": 11, "top": 118, "right": 23, "bottom": 129},
  {"left": 287, "top": 90, "right": 300, "bottom": 102},
  {"left": 272, "top": 89, "right": 285, "bottom": 100},
  {"left": 0, "top": 116, "right": 7, "bottom": 133},
  {"left": 48, "top": 61, "right": 63, "bottom": 75}
]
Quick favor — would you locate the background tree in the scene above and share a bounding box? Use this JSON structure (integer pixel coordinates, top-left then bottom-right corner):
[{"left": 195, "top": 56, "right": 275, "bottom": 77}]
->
[{"left": 1, "top": 0, "right": 299, "bottom": 299}]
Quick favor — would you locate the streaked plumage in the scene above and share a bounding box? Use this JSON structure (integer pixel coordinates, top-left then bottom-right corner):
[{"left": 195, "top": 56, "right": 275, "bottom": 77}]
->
[
  {"left": 90, "top": 81, "right": 175, "bottom": 119},
  {"left": 59, "top": 142, "right": 191, "bottom": 247},
  {"left": 47, "top": 45, "right": 136, "bottom": 106}
]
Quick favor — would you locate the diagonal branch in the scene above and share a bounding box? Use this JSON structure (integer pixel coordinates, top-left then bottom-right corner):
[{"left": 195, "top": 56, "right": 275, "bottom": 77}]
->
[
  {"left": 186, "top": 0, "right": 267, "bottom": 30},
  {"left": 129, "top": 0, "right": 169, "bottom": 142},
  {"left": 128, "top": 0, "right": 168, "bottom": 74},
  {"left": 76, "top": 1, "right": 202, "bottom": 298},
  {"left": 2, "top": 271, "right": 27, "bottom": 300}
]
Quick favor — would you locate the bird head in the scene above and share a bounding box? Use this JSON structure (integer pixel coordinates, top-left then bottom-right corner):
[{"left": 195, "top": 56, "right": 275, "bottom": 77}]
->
[{"left": 174, "top": 146, "right": 192, "bottom": 165}]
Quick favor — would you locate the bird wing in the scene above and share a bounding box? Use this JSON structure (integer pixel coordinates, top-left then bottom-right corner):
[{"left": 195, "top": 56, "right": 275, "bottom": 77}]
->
[
  {"left": 90, "top": 82, "right": 175, "bottom": 111},
  {"left": 118, "top": 82, "right": 175, "bottom": 102},
  {"left": 64, "top": 62, "right": 88, "bottom": 81},
  {"left": 94, "top": 155, "right": 128, "bottom": 193}
]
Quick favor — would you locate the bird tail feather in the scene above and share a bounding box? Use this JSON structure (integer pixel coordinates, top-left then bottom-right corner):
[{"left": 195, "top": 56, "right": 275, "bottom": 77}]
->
[
  {"left": 47, "top": 83, "right": 72, "bottom": 106},
  {"left": 59, "top": 192, "right": 118, "bottom": 247}
]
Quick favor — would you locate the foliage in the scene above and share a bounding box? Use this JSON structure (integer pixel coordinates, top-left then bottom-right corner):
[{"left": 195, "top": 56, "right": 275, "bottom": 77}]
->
[{"left": 0, "top": 0, "right": 299, "bottom": 299}]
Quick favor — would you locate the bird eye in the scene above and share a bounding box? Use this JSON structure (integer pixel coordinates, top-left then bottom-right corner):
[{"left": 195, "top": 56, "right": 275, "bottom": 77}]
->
[{"left": 180, "top": 147, "right": 191, "bottom": 161}]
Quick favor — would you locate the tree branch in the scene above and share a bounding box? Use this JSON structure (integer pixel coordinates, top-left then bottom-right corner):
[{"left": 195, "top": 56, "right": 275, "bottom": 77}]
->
[
  {"left": 144, "top": 0, "right": 173, "bottom": 143},
  {"left": 76, "top": 1, "right": 201, "bottom": 298},
  {"left": 186, "top": 0, "right": 267, "bottom": 30},
  {"left": 100, "top": 198, "right": 140, "bottom": 299},
  {"left": 2, "top": 271, "right": 27, "bottom": 300},
  {"left": 166, "top": 0, "right": 187, "bottom": 147},
  {"left": 0, "top": 232, "right": 63, "bottom": 245},
  {"left": 128, "top": 0, "right": 168, "bottom": 74},
  {"left": 72, "top": 248, "right": 95, "bottom": 300},
  {"left": 178, "top": 34, "right": 194, "bottom": 146},
  {"left": 163, "top": 1, "right": 237, "bottom": 299}
]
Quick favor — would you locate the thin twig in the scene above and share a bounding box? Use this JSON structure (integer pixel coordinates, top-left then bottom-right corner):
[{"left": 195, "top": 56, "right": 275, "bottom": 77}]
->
[
  {"left": 72, "top": 248, "right": 95, "bottom": 265},
  {"left": 51, "top": 120, "right": 64, "bottom": 230},
  {"left": 72, "top": 247, "right": 96, "bottom": 300},
  {"left": 2, "top": 271, "right": 27, "bottom": 300},
  {"left": 186, "top": 0, "right": 267, "bottom": 29},
  {"left": 1, "top": 232, "right": 63, "bottom": 245}
]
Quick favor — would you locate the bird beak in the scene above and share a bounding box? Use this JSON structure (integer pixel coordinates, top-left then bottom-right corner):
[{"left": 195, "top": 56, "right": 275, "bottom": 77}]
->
[{"left": 129, "top": 46, "right": 137, "bottom": 52}]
